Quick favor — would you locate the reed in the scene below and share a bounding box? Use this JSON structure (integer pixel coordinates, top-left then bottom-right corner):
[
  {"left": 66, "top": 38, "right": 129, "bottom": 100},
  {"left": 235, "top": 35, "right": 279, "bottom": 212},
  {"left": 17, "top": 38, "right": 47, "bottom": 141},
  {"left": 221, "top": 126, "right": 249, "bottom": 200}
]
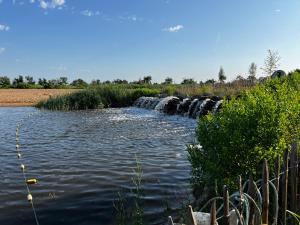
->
[
  {"left": 35, "top": 86, "right": 160, "bottom": 110},
  {"left": 35, "top": 82, "right": 253, "bottom": 111}
]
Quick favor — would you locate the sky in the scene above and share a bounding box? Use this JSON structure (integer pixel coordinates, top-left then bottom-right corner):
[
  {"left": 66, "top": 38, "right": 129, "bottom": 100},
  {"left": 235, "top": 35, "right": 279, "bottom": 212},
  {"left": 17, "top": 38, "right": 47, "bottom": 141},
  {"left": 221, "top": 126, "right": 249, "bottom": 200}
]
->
[{"left": 0, "top": 0, "right": 300, "bottom": 83}]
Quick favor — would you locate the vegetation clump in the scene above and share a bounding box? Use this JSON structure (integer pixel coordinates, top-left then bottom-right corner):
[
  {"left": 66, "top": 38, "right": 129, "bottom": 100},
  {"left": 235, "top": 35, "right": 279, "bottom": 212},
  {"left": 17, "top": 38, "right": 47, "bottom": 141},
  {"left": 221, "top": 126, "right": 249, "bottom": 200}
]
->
[
  {"left": 188, "top": 71, "right": 300, "bottom": 191},
  {"left": 36, "top": 86, "right": 160, "bottom": 110}
]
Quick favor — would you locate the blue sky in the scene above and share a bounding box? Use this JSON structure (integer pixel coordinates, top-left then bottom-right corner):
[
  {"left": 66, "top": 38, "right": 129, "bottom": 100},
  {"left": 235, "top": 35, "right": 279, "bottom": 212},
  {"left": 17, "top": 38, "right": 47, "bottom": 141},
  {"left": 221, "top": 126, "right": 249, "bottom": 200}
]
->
[{"left": 0, "top": 0, "right": 299, "bottom": 83}]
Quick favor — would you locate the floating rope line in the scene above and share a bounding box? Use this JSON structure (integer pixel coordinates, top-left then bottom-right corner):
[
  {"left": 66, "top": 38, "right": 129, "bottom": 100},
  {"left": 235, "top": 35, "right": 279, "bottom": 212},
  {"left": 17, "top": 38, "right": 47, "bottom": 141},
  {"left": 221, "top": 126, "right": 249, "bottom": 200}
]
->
[{"left": 15, "top": 112, "right": 40, "bottom": 225}]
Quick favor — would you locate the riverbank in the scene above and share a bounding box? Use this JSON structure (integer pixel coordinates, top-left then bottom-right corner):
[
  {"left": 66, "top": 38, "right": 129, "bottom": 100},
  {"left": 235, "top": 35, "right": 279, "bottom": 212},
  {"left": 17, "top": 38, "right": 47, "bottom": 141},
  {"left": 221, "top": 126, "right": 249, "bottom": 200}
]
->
[{"left": 0, "top": 89, "right": 79, "bottom": 107}]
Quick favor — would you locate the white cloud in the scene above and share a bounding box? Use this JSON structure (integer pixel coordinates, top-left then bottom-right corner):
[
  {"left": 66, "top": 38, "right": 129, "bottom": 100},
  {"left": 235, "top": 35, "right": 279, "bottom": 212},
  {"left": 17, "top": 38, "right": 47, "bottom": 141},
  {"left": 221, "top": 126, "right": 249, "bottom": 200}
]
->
[
  {"left": 39, "top": 0, "right": 65, "bottom": 9},
  {"left": 40, "top": 0, "right": 48, "bottom": 8},
  {"left": 119, "top": 14, "right": 143, "bottom": 22},
  {"left": 0, "top": 47, "right": 5, "bottom": 54},
  {"left": 274, "top": 9, "right": 281, "bottom": 13},
  {"left": 163, "top": 24, "right": 184, "bottom": 32},
  {"left": 80, "top": 10, "right": 101, "bottom": 17},
  {"left": 81, "top": 10, "right": 93, "bottom": 17},
  {"left": 0, "top": 24, "right": 10, "bottom": 31}
]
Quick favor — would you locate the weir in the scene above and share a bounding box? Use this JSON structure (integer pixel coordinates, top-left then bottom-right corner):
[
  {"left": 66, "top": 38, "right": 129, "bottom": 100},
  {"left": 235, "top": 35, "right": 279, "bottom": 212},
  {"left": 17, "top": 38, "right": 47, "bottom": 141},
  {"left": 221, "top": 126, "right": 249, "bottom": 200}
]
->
[{"left": 133, "top": 96, "right": 223, "bottom": 118}]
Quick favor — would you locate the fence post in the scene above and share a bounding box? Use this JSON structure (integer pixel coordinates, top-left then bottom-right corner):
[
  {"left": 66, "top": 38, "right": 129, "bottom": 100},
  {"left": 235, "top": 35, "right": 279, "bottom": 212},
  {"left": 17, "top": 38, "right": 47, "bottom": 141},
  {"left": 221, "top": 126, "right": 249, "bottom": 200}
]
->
[
  {"left": 210, "top": 200, "right": 217, "bottom": 225},
  {"left": 223, "top": 186, "right": 230, "bottom": 225},
  {"left": 282, "top": 149, "right": 289, "bottom": 225},
  {"left": 290, "top": 142, "right": 298, "bottom": 219},
  {"left": 247, "top": 175, "right": 256, "bottom": 225},
  {"left": 262, "top": 159, "right": 269, "bottom": 225}
]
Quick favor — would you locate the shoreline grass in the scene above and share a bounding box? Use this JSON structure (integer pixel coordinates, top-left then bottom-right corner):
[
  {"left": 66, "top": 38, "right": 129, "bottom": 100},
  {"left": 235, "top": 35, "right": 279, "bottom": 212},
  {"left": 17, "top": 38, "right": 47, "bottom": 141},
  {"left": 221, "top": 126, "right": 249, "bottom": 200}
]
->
[
  {"left": 35, "top": 86, "right": 161, "bottom": 110},
  {"left": 35, "top": 83, "right": 254, "bottom": 110}
]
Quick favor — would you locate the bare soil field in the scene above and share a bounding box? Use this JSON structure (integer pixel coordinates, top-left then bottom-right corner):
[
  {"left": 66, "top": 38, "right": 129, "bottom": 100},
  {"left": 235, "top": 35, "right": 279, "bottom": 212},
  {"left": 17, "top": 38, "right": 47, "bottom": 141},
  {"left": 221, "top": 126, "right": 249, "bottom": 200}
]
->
[{"left": 0, "top": 89, "right": 79, "bottom": 107}]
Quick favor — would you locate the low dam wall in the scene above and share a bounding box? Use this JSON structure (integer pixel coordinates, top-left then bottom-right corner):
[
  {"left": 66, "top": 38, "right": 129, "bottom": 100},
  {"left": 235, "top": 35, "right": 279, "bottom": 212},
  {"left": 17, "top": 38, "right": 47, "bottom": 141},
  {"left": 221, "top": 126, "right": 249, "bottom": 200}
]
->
[{"left": 133, "top": 96, "right": 224, "bottom": 118}]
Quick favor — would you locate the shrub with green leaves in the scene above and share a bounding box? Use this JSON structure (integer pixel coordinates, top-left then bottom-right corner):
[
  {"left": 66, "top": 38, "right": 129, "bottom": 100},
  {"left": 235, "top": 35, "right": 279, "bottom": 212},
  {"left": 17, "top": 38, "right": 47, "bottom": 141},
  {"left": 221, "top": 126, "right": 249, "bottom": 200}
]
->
[{"left": 188, "top": 72, "right": 300, "bottom": 191}]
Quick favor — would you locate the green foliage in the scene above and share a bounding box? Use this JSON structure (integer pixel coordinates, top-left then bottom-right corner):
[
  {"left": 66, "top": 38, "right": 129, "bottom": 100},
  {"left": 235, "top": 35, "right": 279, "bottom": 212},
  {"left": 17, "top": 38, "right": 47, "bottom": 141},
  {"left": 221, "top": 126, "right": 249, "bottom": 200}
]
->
[
  {"left": 71, "top": 78, "right": 88, "bottom": 88},
  {"left": 36, "top": 85, "right": 160, "bottom": 110},
  {"left": 0, "top": 76, "right": 11, "bottom": 87},
  {"left": 218, "top": 66, "right": 226, "bottom": 83},
  {"left": 188, "top": 72, "right": 300, "bottom": 191},
  {"left": 36, "top": 89, "right": 103, "bottom": 110},
  {"left": 181, "top": 78, "right": 197, "bottom": 85},
  {"left": 287, "top": 210, "right": 300, "bottom": 225}
]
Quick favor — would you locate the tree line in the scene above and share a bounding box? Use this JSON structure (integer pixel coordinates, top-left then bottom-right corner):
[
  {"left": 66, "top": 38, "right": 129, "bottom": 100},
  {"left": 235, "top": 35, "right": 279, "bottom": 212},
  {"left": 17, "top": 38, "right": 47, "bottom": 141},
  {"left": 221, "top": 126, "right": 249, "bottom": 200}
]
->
[{"left": 0, "top": 50, "right": 285, "bottom": 88}]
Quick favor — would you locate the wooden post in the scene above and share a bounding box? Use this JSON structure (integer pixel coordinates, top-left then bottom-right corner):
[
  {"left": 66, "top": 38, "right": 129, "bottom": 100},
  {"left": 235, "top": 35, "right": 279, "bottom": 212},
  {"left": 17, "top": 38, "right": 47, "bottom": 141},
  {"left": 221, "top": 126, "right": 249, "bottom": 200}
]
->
[
  {"left": 210, "top": 200, "right": 217, "bottom": 225},
  {"left": 247, "top": 175, "right": 256, "bottom": 225},
  {"left": 223, "top": 186, "right": 230, "bottom": 225},
  {"left": 282, "top": 149, "right": 289, "bottom": 225},
  {"left": 290, "top": 143, "right": 298, "bottom": 216},
  {"left": 262, "top": 159, "right": 269, "bottom": 225},
  {"left": 186, "top": 205, "right": 197, "bottom": 225}
]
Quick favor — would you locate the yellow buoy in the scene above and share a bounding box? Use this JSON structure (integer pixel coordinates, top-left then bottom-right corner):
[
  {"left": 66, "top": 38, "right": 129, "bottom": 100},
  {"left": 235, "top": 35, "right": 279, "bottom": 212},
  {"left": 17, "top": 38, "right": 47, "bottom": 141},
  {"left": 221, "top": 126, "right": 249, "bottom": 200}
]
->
[
  {"left": 27, "top": 194, "right": 33, "bottom": 202},
  {"left": 26, "top": 179, "right": 38, "bottom": 185},
  {"left": 20, "top": 164, "right": 25, "bottom": 171}
]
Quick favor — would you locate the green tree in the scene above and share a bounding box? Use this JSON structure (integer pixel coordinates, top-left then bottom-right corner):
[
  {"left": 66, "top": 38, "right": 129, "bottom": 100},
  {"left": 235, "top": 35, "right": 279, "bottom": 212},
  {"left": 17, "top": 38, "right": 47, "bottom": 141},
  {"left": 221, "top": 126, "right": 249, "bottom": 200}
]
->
[
  {"left": 59, "top": 77, "right": 68, "bottom": 85},
  {"left": 142, "top": 76, "right": 152, "bottom": 84},
  {"left": 25, "top": 76, "right": 35, "bottom": 85},
  {"left": 205, "top": 79, "right": 216, "bottom": 85},
  {"left": 91, "top": 79, "right": 101, "bottom": 85},
  {"left": 38, "top": 78, "right": 50, "bottom": 88},
  {"left": 262, "top": 49, "right": 280, "bottom": 76},
  {"left": 71, "top": 78, "right": 88, "bottom": 87},
  {"left": 181, "top": 78, "right": 196, "bottom": 85},
  {"left": 218, "top": 66, "right": 226, "bottom": 83},
  {"left": 248, "top": 62, "right": 257, "bottom": 83},
  {"left": 0, "top": 76, "right": 10, "bottom": 87},
  {"left": 13, "top": 75, "right": 24, "bottom": 85},
  {"left": 113, "top": 79, "right": 128, "bottom": 84},
  {"left": 163, "top": 77, "right": 173, "bottom": 84}
]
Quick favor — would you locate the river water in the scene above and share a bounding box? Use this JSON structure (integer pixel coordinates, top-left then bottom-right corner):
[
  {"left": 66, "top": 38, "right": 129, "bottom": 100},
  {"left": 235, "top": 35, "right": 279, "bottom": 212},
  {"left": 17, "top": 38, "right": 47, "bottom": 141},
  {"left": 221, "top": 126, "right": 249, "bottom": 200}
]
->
[{"left": 0, "top": 107, "right": 196, "bottom": 225}]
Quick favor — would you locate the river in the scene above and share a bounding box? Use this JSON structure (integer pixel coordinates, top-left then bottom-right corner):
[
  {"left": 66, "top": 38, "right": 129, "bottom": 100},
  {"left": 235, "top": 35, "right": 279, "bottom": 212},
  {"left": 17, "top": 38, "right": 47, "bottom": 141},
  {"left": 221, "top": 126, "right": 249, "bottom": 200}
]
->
[{"left": 0, "top": 107, "right": 196, "bottom": 225}]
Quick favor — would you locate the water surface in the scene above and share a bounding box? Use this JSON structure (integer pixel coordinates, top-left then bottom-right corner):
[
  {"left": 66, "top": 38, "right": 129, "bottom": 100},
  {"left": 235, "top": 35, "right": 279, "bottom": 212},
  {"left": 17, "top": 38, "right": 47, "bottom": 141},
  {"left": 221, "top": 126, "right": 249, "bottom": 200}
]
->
[{"left": 0, "top": 107, "right": 196, "bottom": 225}]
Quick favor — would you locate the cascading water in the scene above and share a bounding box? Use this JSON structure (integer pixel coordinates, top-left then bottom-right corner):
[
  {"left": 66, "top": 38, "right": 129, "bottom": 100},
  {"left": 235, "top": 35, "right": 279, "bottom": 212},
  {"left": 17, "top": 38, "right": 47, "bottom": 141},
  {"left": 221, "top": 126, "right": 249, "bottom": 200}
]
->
[
  {"left": 187, "top": 99, "right": 199, "bottom": 117},
  {"left": 177, "top": 98, "right": 191, "bottom": 115},
  {"left": 133, "top": 97, "right": 160, "bottom": 109},
  {"left": 212, "top": 100, "right": 223, "bottom": 114},
  {"left": 154, "top": 96, "right": 180, "bottom": 114},
  {"left": 134, "top": 96, "right": 224, "bottom": 118}
]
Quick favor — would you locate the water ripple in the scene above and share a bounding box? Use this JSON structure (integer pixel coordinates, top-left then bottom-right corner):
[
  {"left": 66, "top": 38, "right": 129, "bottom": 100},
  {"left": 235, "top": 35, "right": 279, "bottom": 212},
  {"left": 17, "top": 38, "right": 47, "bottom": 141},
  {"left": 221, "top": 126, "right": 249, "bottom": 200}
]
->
[{"left": 0, "top": 107, "right": 196, "bottom": 225}]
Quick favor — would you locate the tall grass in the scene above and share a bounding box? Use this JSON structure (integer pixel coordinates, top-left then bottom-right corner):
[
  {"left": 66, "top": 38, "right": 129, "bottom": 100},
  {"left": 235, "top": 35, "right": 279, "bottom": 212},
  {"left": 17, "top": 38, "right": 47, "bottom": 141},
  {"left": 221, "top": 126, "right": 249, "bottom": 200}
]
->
[
  {"left": 35, "top": 86, "right": 160, "bottom": 110},
  {"left": 113, "top": 155, "right": 144, "bottom": 225},
  {"left": 36, "top": 82, "right": 253, "bottom": 111}
]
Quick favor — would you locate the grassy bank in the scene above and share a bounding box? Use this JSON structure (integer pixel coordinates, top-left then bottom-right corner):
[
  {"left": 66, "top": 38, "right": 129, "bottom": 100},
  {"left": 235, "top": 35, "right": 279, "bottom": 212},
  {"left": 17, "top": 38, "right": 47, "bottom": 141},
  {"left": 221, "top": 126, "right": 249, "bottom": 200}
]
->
[
  {"left": 35, "top": 82, "right": 253, "bottom": 110},
  {"left": 35, "top": 86, "right": 161, "bottom": 110}
]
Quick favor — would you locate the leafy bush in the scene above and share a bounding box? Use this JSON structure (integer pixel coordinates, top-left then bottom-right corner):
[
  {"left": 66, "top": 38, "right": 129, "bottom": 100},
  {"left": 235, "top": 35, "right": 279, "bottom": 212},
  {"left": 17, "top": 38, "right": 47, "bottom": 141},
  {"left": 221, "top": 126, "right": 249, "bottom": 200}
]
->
[{"left": 188, "top": 72, "right": 300, "bottom": 191}]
